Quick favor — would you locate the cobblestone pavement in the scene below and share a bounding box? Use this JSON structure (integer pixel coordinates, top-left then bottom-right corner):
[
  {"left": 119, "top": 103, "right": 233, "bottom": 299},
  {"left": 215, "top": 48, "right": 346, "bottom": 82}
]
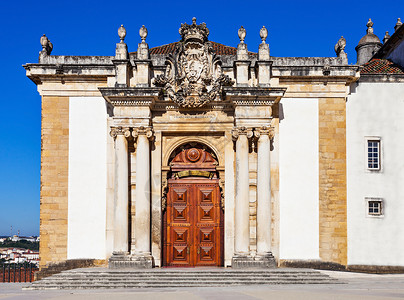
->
[{"left": 1, "top": 271, "right": 404, "bottom": 300}]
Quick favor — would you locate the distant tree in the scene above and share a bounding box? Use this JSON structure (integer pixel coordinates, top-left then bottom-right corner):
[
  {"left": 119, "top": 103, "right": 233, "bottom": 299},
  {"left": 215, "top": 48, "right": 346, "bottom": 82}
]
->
[{"left": 0, "top": 240, "right": 39, "bottom": 251}]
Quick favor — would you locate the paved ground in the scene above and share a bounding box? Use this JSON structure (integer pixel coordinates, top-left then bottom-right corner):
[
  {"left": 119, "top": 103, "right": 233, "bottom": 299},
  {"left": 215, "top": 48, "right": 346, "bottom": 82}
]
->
[{"left": 1, "top": 270, "right": 404, "bottom": 300}]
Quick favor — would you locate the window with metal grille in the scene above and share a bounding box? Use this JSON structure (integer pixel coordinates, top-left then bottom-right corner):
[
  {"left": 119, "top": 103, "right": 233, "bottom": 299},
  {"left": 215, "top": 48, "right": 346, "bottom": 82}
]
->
[
  {"left": 367, "top": 140, "right": 380, "bottom": 170},
  {"left": 367, "top": 198, "right": 383, "bottom": 216}
]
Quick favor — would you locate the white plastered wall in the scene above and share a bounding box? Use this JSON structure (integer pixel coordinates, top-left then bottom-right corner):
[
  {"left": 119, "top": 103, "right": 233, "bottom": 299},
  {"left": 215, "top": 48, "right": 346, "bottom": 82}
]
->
[
  {"left": 279, "top": 98, "right": 320, "bottom": 260},
  {"left": 68, "top": 96, "right": 108, "bottom": 259},
  {"left": 347, "top": 82, "right": 404, "bottom": 266}
]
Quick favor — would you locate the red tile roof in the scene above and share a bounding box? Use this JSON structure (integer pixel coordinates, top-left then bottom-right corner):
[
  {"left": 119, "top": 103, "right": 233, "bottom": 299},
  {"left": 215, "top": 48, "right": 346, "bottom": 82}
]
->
[
  {"left": 131, "top": 41, "right": 256, "bottom": 56},
  {"left": 361, "top": 58, "right": 404, "bottom": 74}
]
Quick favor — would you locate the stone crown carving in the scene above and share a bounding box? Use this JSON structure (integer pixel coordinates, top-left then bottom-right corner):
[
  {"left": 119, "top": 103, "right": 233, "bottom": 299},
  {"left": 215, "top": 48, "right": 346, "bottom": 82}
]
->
[{"left": 154, "top": 18, "right": 234, "bottom": 108}]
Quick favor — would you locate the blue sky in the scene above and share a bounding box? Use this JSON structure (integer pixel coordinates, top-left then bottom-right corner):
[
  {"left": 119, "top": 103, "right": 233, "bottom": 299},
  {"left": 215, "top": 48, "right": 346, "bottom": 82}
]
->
[{"left": 0, "top": 0, "right": 402, "bottom": 236}]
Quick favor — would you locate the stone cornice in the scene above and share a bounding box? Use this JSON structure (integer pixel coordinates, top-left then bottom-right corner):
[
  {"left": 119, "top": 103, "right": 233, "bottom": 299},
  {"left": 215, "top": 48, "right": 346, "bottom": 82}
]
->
[
  {"left": 224, "top": 87, "right": 286, "bottom": 105},
  {"left": 99, "top": 87, "right": 160, "bottom": 106},
  {"left": 23, "top": 63, "right": 114, "bottom": 85},
  {"left": 359, "top": 74, "right": 404, "bottom": 83},
  {"left": 272, "top": 65, "right": 360, "bottom": 82}
]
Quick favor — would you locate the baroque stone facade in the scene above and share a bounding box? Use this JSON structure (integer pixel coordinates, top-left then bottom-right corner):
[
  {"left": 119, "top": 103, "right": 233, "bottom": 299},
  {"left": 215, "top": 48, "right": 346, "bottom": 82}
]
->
[{"left": 25, "top": 18, "right": 404, "bottom": 272}]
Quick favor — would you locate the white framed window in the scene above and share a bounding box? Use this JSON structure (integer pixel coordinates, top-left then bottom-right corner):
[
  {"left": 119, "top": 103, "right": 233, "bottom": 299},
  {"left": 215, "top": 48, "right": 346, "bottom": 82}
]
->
[
  {"left": 366, "top": 197, "right": 383, "bottom": 217},
  {"left": 365, "top": 137, "right": 381, "bottom": 171}
]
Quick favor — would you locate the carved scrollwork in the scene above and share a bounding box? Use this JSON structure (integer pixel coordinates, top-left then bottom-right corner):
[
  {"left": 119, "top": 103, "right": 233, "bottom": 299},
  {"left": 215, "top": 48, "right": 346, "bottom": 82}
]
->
[
  {"left": 132, "top": 126, "right": 154, "bottom": 140},
  {"left": 218, "top": 179, "right": 225, "bottom": 210},
  {"left": 161, "top": 178, "right": 168, "bottom": 211},
  {"left": 110, "top": 126, "right": 131, "bottom": 139},
  {"left": 153, "top": 18, "right": 234, "bottom": 108},
  {"left": 254, "top": 126, "right": 275, "bottom": 139},
  {"left": 232, "top": 127, "right": 254, "bottom": 141}
]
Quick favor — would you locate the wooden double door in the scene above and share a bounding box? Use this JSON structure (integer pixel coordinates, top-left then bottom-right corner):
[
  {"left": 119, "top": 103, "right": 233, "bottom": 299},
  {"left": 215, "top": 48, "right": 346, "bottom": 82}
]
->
[{"left": 163, "top": 178, "right": 223, "bottom": 267}]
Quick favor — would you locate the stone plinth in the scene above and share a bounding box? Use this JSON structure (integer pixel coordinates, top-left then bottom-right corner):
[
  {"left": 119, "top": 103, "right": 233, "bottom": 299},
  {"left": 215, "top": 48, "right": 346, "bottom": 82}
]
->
[
  {"left": 108, "top": 253, "right": 154, "bottom": 269},
  {"left": 232, "top": 254, "right": 276, "bottom": 269}
]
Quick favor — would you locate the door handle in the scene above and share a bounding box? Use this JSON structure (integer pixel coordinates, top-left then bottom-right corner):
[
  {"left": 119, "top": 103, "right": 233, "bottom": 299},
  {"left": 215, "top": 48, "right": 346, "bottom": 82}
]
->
[
  {"left": 197, "top": 247, "right": 200, "bottom": 254},
  {"left": 187, "top": 246, "right": 190, "bottom": 254}
]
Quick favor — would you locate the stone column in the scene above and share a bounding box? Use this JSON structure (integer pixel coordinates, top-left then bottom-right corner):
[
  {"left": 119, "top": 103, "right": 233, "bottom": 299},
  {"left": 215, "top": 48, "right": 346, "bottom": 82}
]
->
[
  {"left": 110, "top": 127, "right": 131, "bottom": 255},
  {"left": 232, "top": 127, "right": 253, "bottom": 260},
  {"left": 132, "top": 126, "right": 154, "bottom": 268},
  {"left": 254, "top": 126, "right": 276, "bottom": 268},
  {"left": 255, "top": 126, "right": 273, "bottom": 256}
]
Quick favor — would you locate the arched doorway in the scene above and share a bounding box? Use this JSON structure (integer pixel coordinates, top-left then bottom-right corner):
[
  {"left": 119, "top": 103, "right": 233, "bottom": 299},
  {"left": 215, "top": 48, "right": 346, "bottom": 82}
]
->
[{"left": 162, "top": 143, "right": 224, "bottom": 267}]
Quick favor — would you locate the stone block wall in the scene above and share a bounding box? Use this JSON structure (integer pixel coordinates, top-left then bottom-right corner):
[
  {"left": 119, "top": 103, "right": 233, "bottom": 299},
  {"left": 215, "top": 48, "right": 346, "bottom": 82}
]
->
[
  {"left": 39, "top": 96, "right": 69, "bottom": 269},
  {"left": 318, "top": 97, "right": 347, "bottom": 265}
]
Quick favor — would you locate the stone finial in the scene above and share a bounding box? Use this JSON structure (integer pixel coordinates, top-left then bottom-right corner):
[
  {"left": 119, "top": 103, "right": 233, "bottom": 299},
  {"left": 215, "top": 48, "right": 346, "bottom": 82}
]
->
[
  {"left": 238, "top": 26, "right": 246, "bottom": 43},
  {"left": 40, "top": 34, "right": 53, "bottom": 55},
  {"left": 366, "top": 18, "right": 374, "bottom": 34},
  {"left": 40, "top": 34, "right": 48, "bottom": 49},
  {"left": 383, "top": 31, "right": 390, "bottom": 44},
  {"left": 39, "top": 34, "right": 53, "bottom": 62},
  {"left": 395, "top": 18, "right": 402, "bottom": 32},
  {"left": 260, "top": 26, "right": 268, "bottom": 44},
  {"left": 137, "top": 25, "right": 149, "bottom": 60},
  {"left": 139, "top": 25, "right": 148, "bottom": 42},
  {"left": 115, "top": 25, "right": 128, "bottom": 59},
  {"left": 334, "top": 36, "right": 346, "bottom": 56},
  {"left": 192, "top": 17, "right": 197, "bottom": 25},
  {"left": 118, "top": 25, "right": 126, "bottom": 43}
]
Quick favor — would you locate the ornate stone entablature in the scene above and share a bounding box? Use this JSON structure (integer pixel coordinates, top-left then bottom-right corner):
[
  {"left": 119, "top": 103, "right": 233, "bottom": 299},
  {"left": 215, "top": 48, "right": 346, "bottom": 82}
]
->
[{"left": 154, "top": 18, "right": 234, "bottom": 108}]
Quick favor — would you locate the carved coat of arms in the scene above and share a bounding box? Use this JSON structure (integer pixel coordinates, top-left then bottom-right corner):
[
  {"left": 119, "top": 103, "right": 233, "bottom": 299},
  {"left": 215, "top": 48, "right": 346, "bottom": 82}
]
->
[{"left": 154, "top": 18, "right": 234, "bottom": 108}]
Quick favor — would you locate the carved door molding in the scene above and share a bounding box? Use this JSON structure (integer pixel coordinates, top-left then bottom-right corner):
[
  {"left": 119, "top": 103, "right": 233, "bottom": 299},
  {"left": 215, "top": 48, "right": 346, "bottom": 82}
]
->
[{"left": 162, "top": 146, "right": 224, "bottom": 267}]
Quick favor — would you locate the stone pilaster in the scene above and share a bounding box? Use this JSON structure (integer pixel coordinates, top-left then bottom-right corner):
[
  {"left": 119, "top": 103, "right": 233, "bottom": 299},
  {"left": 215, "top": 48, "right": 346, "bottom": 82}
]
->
[
  {"left": 319, "top": 98, "right": 347, "bottom": 266},
  {"left": 39, "top": 96, "right": 69, "bottom": 269}
]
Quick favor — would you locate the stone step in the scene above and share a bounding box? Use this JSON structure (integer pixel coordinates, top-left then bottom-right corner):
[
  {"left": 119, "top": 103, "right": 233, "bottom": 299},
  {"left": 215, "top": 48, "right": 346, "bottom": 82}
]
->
[
  {"left": 47, "top": 274, "right": 330, "bottom": 278},
  {"left": 25, "top": 268, "right": 340, "bottom": 290},
  {"left": 40, "top": 275, "right": 332, "bottom": 281},
  {"left": 36, "top": 278, "right": 336, "bottom": 283}
]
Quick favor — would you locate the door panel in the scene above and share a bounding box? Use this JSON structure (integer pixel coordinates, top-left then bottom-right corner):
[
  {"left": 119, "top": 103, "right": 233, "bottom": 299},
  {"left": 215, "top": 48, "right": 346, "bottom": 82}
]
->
[
  {"left": 194, "top": 184, "right": 219, "bottom": 266},
  {"left": 164, "top": 180, "right": 222, "bottom": 267},
  {"left": 166, "top": 184, "right": 192, "bottom": 266}
]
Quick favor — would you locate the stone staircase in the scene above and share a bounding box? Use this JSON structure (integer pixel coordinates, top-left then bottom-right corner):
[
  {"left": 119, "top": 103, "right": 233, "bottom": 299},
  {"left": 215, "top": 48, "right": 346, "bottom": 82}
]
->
[{"left": 24, "top": 268, "right": 341, "bottom": 289}]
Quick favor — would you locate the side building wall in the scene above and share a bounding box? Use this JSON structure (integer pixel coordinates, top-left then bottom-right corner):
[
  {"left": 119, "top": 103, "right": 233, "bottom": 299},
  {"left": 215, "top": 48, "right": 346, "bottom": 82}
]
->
[
  {"left": 67, "top": 97, "right": 108, "bottom": 260},
  {"left": 40, "top": 96, "right": 69, "bottom": 268},
  {"left": 279, "top": 98, "right": 320, "bottom": 261},
  {"left": 347, "top": 81, "right": 404, "bottom": 268},
  {"left": 40, "top": 95, "right": 109, "bottom": 269}
]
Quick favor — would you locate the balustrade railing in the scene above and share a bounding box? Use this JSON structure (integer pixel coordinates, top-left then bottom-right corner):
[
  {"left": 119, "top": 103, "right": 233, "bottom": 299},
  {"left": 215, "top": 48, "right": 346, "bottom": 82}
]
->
[{"left": 0, "top": 263, "right": 38, "bottom": 282}]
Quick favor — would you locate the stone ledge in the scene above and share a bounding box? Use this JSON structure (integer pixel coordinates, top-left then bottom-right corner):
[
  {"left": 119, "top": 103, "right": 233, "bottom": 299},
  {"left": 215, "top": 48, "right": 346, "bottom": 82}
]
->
[
  {"left": 280, "top": 259, "right": 346, "bottom": 271},
  {"left": 347, "top": 265, "right": 404, "bottom": 274},
  {"left": 35, "top": 259, "right": 107, "bottom": 280},
  {"left": 108, "top": 254, "right": 154, "bottom": 269},
  {"left": 232, "top": 254, "right": 276, "bottom": 269}
]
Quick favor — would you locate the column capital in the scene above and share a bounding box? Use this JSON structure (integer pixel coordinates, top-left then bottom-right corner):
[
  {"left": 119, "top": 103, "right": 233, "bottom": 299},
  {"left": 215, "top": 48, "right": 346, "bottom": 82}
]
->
[
  {"left": 232, "top": 127, "right": 253, "bottom": 141},
  {"left": 254, "top": 126, "right": 275, "bottom": 139},
  {"left": 110, "top": 126, "right": 131, "bottom": 139},
  {"left": 132, "top": 126, "right": 153, "bottom": 139}
]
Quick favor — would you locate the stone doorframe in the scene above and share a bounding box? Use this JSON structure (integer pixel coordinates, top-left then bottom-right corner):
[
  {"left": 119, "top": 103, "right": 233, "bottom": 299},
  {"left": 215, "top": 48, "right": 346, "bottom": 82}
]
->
[{"left": 150, "top": 130, "right": 235, "bottom": 267}]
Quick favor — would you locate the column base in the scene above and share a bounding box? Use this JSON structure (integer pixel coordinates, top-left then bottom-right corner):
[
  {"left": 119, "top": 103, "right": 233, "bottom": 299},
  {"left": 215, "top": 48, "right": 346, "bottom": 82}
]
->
[
  {"left": 108, "top": 253, "right": 154, "bottom": 269},
  {"left": 232, "top": 253, "right": 276, "bottom": 269}
]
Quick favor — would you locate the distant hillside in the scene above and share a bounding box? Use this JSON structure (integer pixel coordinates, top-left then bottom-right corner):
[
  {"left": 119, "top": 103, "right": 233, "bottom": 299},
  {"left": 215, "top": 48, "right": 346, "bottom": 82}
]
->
[{"left": 0, "top": 240, "right": 39, "bottom": 251}]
